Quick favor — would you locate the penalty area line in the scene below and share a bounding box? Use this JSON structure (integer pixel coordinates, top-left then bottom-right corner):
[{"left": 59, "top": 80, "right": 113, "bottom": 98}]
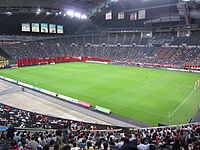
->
[{"left": 169, "top": 90, "right": 195, "bottom": 118}]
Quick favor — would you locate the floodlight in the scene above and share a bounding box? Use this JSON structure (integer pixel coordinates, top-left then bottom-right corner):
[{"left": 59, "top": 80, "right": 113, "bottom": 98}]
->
[
  {"left": 67, "top": 10, "right": 74, "bottom": 17},
  {"left": 146, "top": 33, "right": 151, "bottom": 37},
  {"left": 75, "top": 12, "right": 81, "bottom": 18},
  {"left": 6, "top": 12, "right": 12, "bottom": 15},
  {"left": 36, "top": 8, "right": 41, "bottom": 14},
  {"left": 81, "top": 14, "right": 88, "bottom": 19}
]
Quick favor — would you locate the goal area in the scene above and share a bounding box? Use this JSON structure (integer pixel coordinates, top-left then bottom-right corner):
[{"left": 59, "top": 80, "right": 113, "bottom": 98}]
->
[{"left": 194, "top": 80, "right": 200, "bottom": 91}]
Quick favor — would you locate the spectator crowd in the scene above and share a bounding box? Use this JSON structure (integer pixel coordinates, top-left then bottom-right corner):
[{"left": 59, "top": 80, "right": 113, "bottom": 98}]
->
[
  {"left": 1, "top": 33, "right": 200, "bottom": 66},
  {"left": 0, "top": 103, "right": 200, "bottom": 150}
]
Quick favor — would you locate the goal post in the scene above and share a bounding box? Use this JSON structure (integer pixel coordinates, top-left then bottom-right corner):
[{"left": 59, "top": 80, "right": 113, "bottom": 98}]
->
[{"left": 194, "top": 80, "right": 200, "bottom": 91}]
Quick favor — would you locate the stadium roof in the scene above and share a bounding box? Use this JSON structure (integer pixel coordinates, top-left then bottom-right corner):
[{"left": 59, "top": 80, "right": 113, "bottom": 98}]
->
[{"left": 0, "top": 0, "right": 104, "bottom": 12}]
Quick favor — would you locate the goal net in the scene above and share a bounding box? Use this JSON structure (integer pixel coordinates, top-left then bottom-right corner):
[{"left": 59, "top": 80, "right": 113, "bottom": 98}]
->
[{"left": 194, "top": 80, "right": 200, "bottom": 91}]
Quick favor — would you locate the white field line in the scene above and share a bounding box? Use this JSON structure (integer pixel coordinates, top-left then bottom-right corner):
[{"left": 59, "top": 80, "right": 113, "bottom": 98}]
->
[
  {"left": 174, "top": 82, "right": 186, "bottom": 91},
  {"left": 169, "top": 90, "right": 195, "bottom": 118}
]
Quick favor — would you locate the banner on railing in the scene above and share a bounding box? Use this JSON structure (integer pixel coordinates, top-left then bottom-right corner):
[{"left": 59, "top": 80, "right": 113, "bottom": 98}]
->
[
  {"left": 58, "top": 94, "right": 91, "bottom": 107},
  {"left": 58, "top": 94, "right": 79, "bottom": 104},
  {"left": 167, "top": 68, "right": 200, "bottom": 73},
  {"left": 18, "top": 82, "right": 34, "bottom": 89},
  {"left": 78, "top": 101, "right": 91, "bottom": 108},
  {"left": 33, "top": 87, "right": 41, "bottom": 92},
  {"left": 184, "top": 65, "right": 200, "bottom": 70},
  {"left": 86, "top": 61, "right": 108, "bottom": 64},
  {"left": 114, "top": 60, "right": 177, "bottom": 68},
  {"left": 95, "top": 106, "right": 111, "bottom": 114},
  {"left": 40, "top": 89, "right": 57, "bottom": 97}
]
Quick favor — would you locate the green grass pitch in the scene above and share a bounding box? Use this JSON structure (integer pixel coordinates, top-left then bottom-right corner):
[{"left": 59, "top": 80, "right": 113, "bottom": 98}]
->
[{"left": 0, "top": 62, "right": 200, "bottom": 126}]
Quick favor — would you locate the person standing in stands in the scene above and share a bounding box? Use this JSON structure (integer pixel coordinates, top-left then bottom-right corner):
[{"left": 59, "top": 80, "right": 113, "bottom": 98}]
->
[
  {"left": 6, "top": 124, "right": 15, "bottom": 140},
  {"left": 27, "top": 136, "right": 39, "bottom": 150}
]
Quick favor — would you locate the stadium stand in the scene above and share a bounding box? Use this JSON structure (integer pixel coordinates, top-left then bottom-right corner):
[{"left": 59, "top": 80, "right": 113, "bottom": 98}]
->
[
  {"left": 1, "top": 32, "right": 200, "bottom": 66},
  {"left": 0, "top": 103, "right": 116, "bottom": 130},
  {"left": 1, "top": 103, "right": 200, "bottom": 149}
]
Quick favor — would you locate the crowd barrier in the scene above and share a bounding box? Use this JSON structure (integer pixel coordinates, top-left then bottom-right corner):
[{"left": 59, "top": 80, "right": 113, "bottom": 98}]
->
[
  {"left": 86, "top": 61, "right": 109, "bottom": 64},
  {"left": 184, "top": 65, "right": 200, "bottom": 70},
  {"left": 0, "top": 126, "right": 8, "bottom": 131},
  {"left": 114, "top": 60, "right": 177, "bottom": 68},
  {"left": 16, "top": 56, "right": 111, "bottom": 67},
  {"left": 167, "top": 68, "right": 200, "bottom": 73},
  {"left": 113, "top": 61, "right": 200, "bottom": 73},
  {"left": 138, "top": 121, "right": 200, "bottom": 130}
]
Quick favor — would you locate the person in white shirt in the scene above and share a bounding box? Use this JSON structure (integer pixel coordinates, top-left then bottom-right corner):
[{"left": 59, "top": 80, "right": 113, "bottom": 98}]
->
[
  {"left": 13, "top": 132, "right": 21, "bottom": 143},
  {"left": 137, "top": 139, "right": 149, "bottom": 150},
  {"left": 115, "top": 139, "right": 124, "bottom": 148},
  {"left": 71, "top": 142, "right": 80, "bottom": 150},
  {"left": 27, "top": 137, "right": 39, "bottom": 150}
]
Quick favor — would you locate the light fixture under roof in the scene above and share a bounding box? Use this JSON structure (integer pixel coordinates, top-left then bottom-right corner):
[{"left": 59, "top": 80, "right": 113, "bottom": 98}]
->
[
  {"left": 6, "top": 12, "right": 12, "bottom": 15},
  {"left": 36, "top": 8, "right": 41, "bottom": 14},
  {"left": 37, "top": 8, "right": 41, "bottom": 12},
  {"left": 81, "top": 14, "right": 88, "bottom": 20},
  {"left": 67, "top": 10, "right": 74, "bottom": 17},
  {"left": 74, "top": 12, "right": 81, "bottom": 18}
]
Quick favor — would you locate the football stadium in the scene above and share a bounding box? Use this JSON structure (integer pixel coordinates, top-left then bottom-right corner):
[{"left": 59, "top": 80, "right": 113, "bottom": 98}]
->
[{"left": 0, "top": 0, "right": 200, "bottom": 149}]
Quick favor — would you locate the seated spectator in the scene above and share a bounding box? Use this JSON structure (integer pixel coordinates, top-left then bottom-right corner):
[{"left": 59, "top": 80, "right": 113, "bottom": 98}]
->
[
  {"left": 19, "top": 140, "right": 31, "bottom": 150},
  {"left": 10, "top": 141, "right": 20, "bottom": 150},
  {"left": 71, "top": 142, "right": 80, "bottom": 150},
  {"left": 120, "top": 138, "right": 137, "bottom": 150},
  {"left": 137, "top": 139, "right": 149, "bottom": 150},
  {"left": 115, "top": 138, "right": 123, "bottom": 148},
  {"left": 84, "top": 141, "right": 94, "bottom": 150}
]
